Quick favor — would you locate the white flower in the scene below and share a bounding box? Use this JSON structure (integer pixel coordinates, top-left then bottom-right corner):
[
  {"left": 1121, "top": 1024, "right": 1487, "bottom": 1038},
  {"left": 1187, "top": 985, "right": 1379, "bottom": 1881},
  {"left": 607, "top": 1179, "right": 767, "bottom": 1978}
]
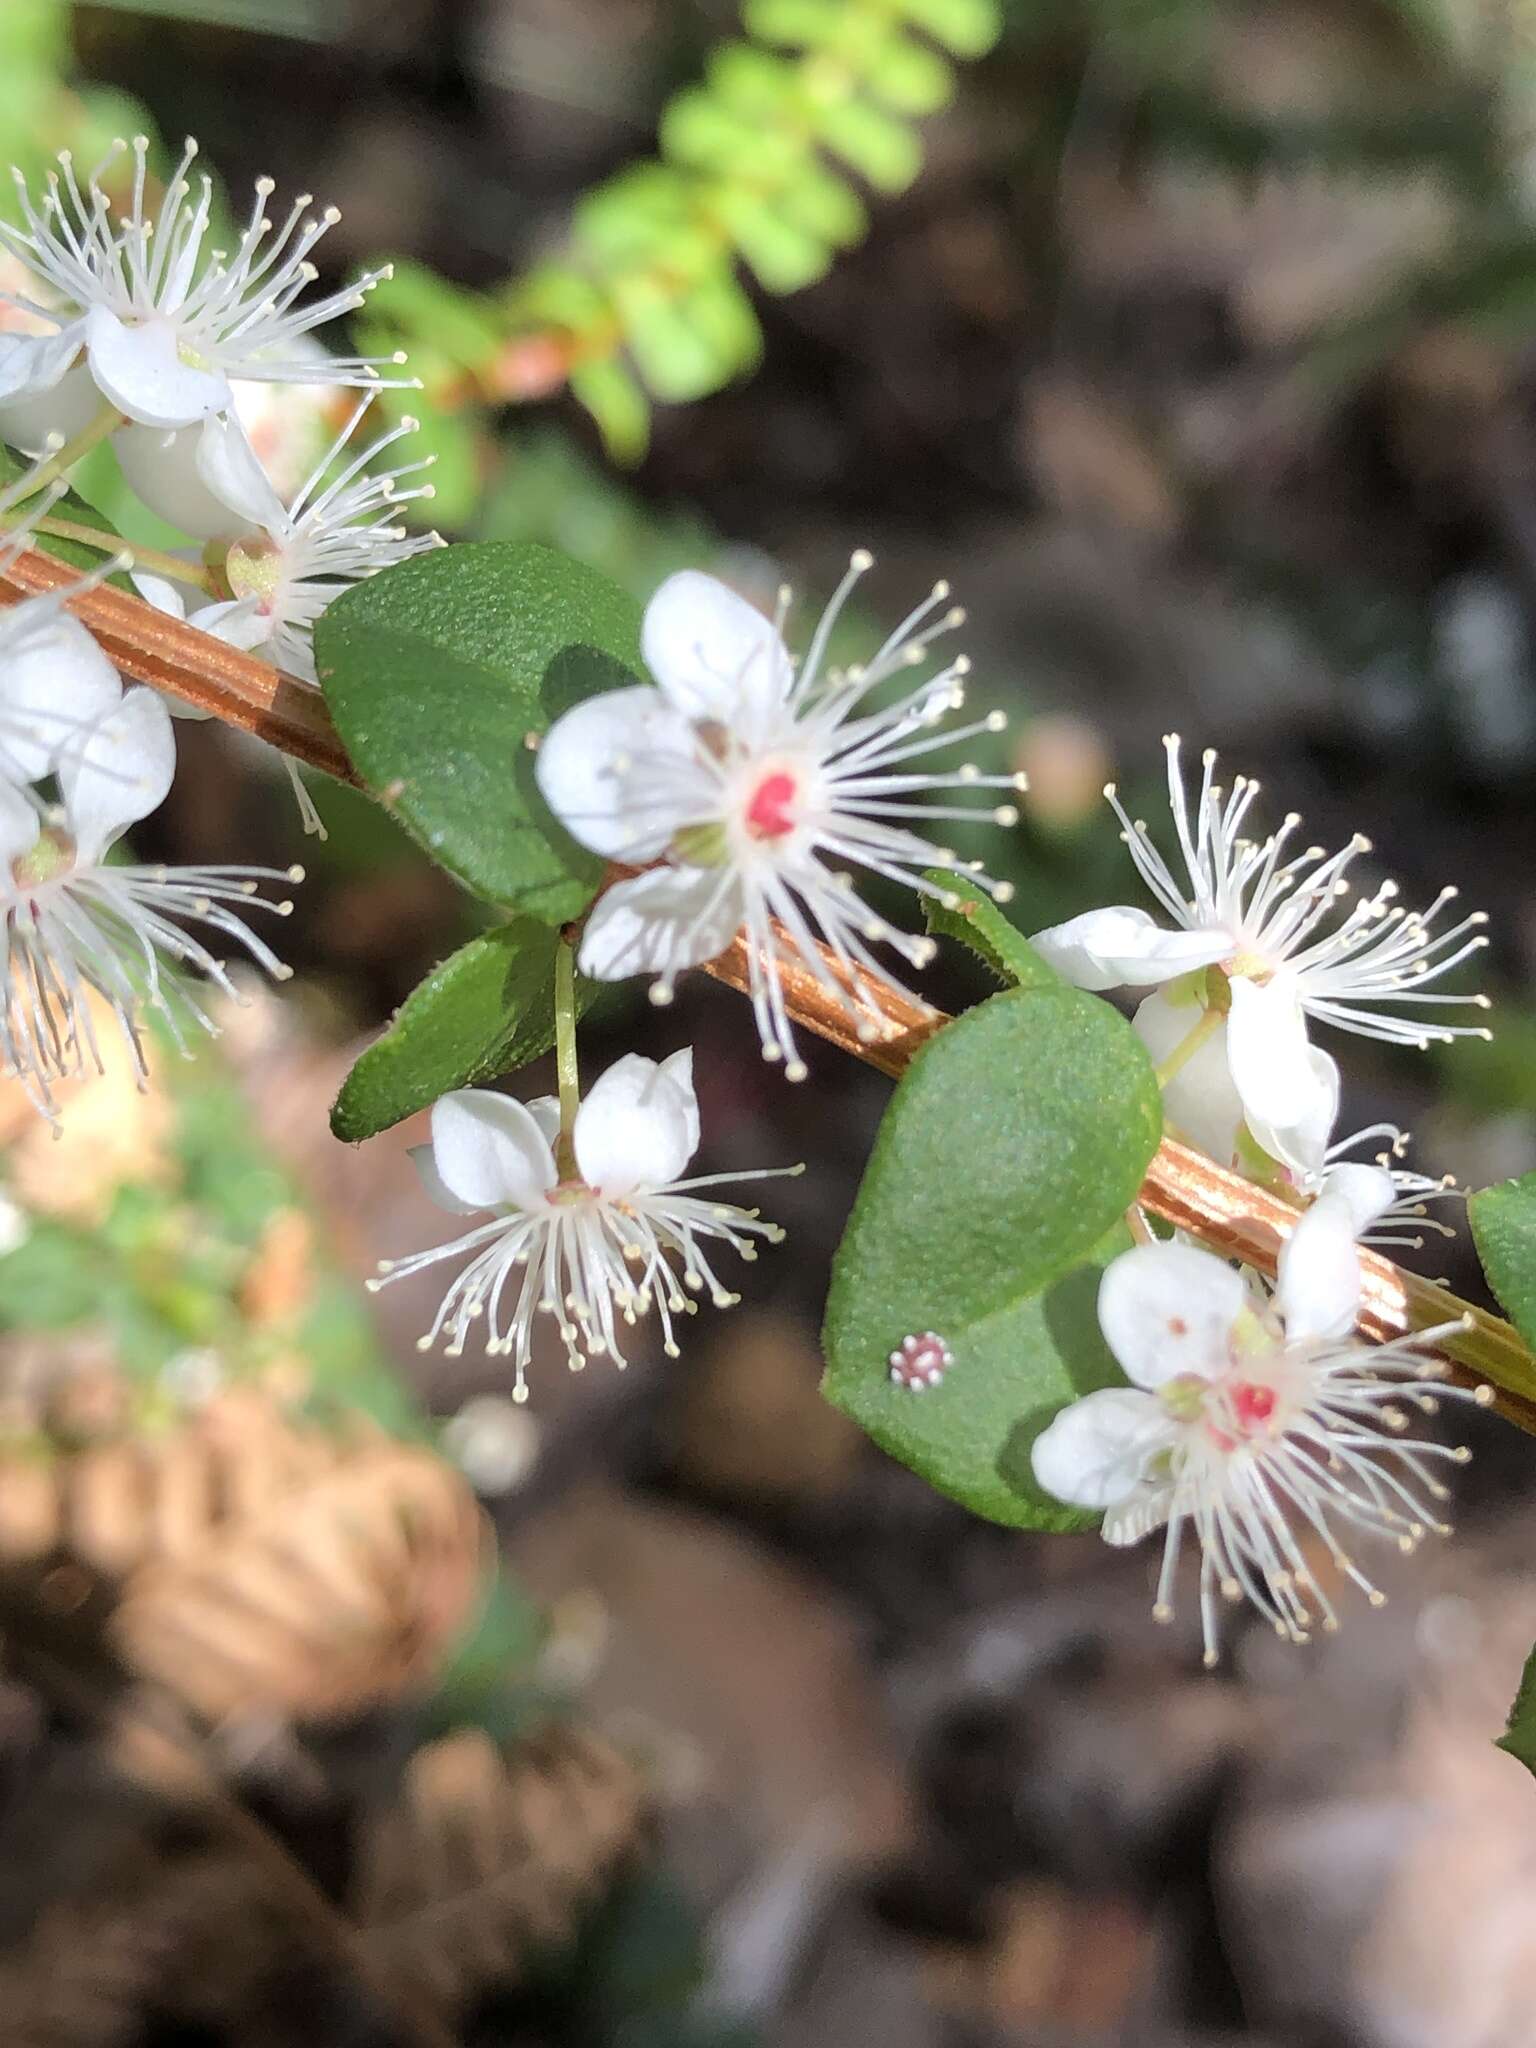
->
[
  {"left": 1031, "top": 1203, "right": 1488, "bottom": 1664},
  {"left": 138, "top": 400, "right": 440, "bottom": 684},
  {"left": 0, "top": 665, "right": 300, "bottom": 1116},
  {"left": 536, "top": 559, "right": 1023, "bottom": 1077},
  {"left": 0, "top": 138, "right": 410, "bottom": 527},
  {"left": 368, "top": 1050, "right": 799, "bottom": 1399},
  {"left": 1031, "top": 736, "right": 1491, "bottom": 1170},
  {"left": 1301, "top": 1126, "right": 1460, "bottom": 1254}
]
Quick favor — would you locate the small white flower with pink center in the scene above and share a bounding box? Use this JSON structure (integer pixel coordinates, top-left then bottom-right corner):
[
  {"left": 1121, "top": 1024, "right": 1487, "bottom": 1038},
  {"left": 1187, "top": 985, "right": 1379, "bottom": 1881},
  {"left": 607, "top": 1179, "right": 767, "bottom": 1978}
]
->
[
  {"left": 1030, "top": 736, "right": 1491, "bottom": 1173},
  {"left": 0, "top": 659, "right": 300, "bottom": 1117},
  {"left": 368, "top": 1050, "right": 800, "bottom": 1400},
  {"left": 1030, "top": 1192, "right": 1488, "bottom": 1664},
  {"left": 0, "top": 137, "right": 411, "bottom": 534},
  {"left": 534, "top": 559, "right": 1023, "bottom": 1078}
]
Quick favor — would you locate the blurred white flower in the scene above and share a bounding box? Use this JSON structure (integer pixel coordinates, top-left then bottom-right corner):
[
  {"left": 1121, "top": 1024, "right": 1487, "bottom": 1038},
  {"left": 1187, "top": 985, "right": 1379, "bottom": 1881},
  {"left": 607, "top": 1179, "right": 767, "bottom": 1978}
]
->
[
  {"left": 441, "top": 1394, "right": 541, "bottom": 1496},
  {"left": 370, "top": 1049, "right": 798, "bottom": 1400},
  {"left": 1031, "top": 736, "right": 1491, "bottom": 1171},
  {"left": 0, "top": 662, "right": 300, "bottom": 1117},
  {"left": 536, "top": 559, "right": 1023, "bottom": 1077},
  {"left": 1031, "top": 1196, "right": 1487, "bottom": 1664}
]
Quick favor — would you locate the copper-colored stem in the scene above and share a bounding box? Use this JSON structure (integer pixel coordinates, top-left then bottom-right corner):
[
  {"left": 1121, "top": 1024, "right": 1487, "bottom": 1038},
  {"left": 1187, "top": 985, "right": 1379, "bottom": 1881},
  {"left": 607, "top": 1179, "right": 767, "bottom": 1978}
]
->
[
  {"left": 701, "top": 933, "right": 1536, "bottom": 1435},
  {"left": 0, "top": 546, "right": 356, "bottom": 785},
  {"left": 11, "top": 551, "right": 1529, "bottom": 1426}
]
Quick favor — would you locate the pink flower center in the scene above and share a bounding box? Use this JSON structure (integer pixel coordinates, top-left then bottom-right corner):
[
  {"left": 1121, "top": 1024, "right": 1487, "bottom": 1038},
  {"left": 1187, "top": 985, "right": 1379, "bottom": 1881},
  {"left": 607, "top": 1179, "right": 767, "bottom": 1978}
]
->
[
  {"left": 745, "top": 770, "right": 799, "bottom": 840},
  {"left": 1229, "top": 1381, "right": 1276, "bottom": 1432}
]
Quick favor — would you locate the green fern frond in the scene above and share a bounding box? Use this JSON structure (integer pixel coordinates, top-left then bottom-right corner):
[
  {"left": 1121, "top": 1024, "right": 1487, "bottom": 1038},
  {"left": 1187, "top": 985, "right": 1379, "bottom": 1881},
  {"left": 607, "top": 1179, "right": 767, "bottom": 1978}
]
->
[{"left": 498, "top": 0, "right": 1003, "bottom": 457}]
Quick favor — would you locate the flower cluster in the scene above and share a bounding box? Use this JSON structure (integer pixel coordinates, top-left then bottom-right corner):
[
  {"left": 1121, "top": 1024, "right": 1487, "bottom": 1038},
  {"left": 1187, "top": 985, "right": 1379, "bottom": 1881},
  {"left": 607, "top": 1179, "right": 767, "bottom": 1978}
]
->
[
  {"left": 0, "top": 549, "right": 300, "bottom": 1117},
  {"left": 0, "top": 138, "right": 447, "bottom": 1117},
  {"left": 0, "top": 139, "right": 438, "bottom": 730},
  {"left": 1032, "top": 1189, "right": 1490, "bottom": 1662}
]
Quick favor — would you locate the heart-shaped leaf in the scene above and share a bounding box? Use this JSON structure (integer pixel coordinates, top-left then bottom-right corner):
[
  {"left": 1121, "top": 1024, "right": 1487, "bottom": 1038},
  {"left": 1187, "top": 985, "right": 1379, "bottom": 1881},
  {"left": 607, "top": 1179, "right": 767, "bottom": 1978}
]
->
[
  {"left": 316, "top": 542, "right": 644, "bottom": 922},
  {"left": 822, "top": 983, "right": 1162, "bottom": 1528},
  {"left": 332, "top": 919, "right": 593, "bottom": 1142}
]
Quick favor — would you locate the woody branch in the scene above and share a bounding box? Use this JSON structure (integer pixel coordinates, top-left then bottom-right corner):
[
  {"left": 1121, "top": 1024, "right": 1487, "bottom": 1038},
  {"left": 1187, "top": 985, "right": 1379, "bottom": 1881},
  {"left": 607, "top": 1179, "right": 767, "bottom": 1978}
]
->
[{"left": 5, "top": 544, "right": 1528, "bottom": 1430}]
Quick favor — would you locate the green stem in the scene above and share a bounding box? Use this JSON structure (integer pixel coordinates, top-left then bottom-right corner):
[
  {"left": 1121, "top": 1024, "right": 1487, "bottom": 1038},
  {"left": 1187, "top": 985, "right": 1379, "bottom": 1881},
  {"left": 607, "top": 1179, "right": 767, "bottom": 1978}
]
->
[
  {"left": 1155, "top": 1003, "right": 1224, "bottom": 1088},
  {"left": 8, "top": 398, "right": 125, "bottom": 500},
  {"left": 32, "top": 514, "right": 218, "bottom": 595},
  {"left": 554, "top": 935, "right": 580, "bottom": 1180}
]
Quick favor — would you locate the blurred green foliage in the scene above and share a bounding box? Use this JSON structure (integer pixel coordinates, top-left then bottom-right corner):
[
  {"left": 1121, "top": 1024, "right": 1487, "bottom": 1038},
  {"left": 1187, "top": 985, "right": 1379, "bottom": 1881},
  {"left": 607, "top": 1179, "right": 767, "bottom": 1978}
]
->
[{"left": 370, "top": 0, "right": 1004, "bottom": 460}]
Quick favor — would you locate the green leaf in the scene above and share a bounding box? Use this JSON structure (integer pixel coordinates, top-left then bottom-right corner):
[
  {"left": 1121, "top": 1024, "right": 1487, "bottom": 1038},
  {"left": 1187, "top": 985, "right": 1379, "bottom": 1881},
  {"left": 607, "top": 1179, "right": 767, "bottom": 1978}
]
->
[
  {"left": 814, "top": 95, "right": 924, "bottom": 191},
  {"left": 332, "top": 919, "right": 593, "bottom": 1142},
  {"left": 569, "top": 357, "right": 653, "bottom": 464},
  {"left": 315, "top": 542, "right": 644, "bottom": 921},
  {"left": 924, "top": 869, "right": 1061, "bottom": 990},
  {"left": 1470, "top": 1175, "right": 1536, "bottom": 1406},
  {"left": 822, "top": 985, "right": 1162, "bottom": 1528},
  {"left": 1498, "top": 1644, "right": 1536, "bottom": 1780},
  {"left": 0, "top": 440, "right": 131, "bottom": 585},
  {"left": 894, "top": 0, "right": 1003, "bottom": 58}
]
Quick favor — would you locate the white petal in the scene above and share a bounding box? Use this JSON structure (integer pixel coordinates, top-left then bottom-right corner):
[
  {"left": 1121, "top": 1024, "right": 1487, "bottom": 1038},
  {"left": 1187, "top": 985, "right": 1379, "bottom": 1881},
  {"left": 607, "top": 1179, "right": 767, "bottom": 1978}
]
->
[
  {"left": 0, "top": 606, "right": 123, "bottom": 782},
  {"left": 526, "top": 1097, "right": 563, "bottom": 1150},
  {"left": 0, "top": 357, "right": 102, "bottom": 450},
  {"left": 116, "top": 419, "right": 258, "bottom": 540},
  {"left": 188, "top": 594, "right": 270, "bottom": 652},
  {"left": 61, "top": 684, "right": 175, "bottom": 863},
  {"left": 428, "top": 1090, "right": 558, "bottom": 1213},
  {"left": 84, "top": 307, "right": 230, "bottom": 430},
  {"left": 574, "top": 1053, "right": 696, "bottom": 1195},
  {"left": 577, "top": 865, "right": 744, "bottom": 983},
  {"left": 1030, "top": 906, "right": 1233, "bottom": 992},
  {"left": 1245, "top": 1044, "right": 1340, "bottom": 1182},
  {"left": 1319, "top": 1161, "right": 1398, "bottom": 1233},
  {"left": 1132, "top": 989, "right": 1246, "bottom": 1167},
  {"left": 408, "top": 1142, "right": 481, "bottom": 1217},
  {"left": 130, "top": 571, "right": 189, "bottom": 621},
  {"left": 1101, "top": 1481, "right": 1176, "bottom": 1548},
  {"left": 1277, "top": 1192, "right": 1363, "bottom": 1343},
  {"left": 1030, "top": 1387, "right": 1175, "bottom": 1511},
  {"left": 657, "top": 1046, "right": 701, "bottom": 1158},
  {"left": 0, "top": 325, "right": 84, "bottom": 406},
  {"left": 194, "top": 411, "right": 285, "bottom": 531},
  {"left": 1098, "top": 1239, "right": 1247, "bottom": 1389},
  {"left": 641, "top": 569, "right": 793, "bottom": 723},
  {"left": 1226, "top": 974, "right": 1335, "bottom": 1165},
  {"left": 534, "top": 685, "right": 699, "bottom": 861},
  {"left": 0, "top": 779, "right": 40, "bottom": 868}
]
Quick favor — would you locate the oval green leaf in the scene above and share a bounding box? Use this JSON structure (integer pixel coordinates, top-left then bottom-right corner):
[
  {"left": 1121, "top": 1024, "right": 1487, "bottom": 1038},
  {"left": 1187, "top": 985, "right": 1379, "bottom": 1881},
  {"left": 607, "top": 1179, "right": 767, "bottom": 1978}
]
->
[
  {"left": 822, "top": 985, "right": 1162, "bottom": 1528},
  {"left": 1471, "top": 1171, "right": 1536, "bottom": 1353},
  {"left": 315, "top": 542, "right": 645, "bottom": 921},
  {"left": 332, "top": 919, "right": 593, "bottom": 1142}
]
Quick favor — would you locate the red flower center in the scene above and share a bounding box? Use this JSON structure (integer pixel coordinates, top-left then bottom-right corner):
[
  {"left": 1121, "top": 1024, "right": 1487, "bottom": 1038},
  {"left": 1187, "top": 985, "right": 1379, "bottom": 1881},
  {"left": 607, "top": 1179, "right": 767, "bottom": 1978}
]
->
[
  {"left": 745, "top": 770, "right": 799, "bottom": 840},
  {"left": 1230, "top": 1381, "right": 1276, "bottom": 1432}
]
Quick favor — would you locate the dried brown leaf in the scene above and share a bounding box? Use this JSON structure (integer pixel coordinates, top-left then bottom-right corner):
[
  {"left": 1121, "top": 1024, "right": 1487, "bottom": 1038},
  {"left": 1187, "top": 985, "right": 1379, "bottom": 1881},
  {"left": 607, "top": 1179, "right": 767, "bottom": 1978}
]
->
[
  {"left": 353, "top": 1723, "right": 649, "bottom": 2015},
  {"left": 0, "top": 1391, "right": 491, "bottom": 1723}
]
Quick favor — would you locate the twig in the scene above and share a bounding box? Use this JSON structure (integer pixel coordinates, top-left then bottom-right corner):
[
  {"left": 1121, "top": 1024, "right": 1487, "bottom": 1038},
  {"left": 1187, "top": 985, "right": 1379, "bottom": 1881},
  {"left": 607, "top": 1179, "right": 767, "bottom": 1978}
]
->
[
  {"left": 701, "top": 932, "right": 1536, "bottom": 1434},
  {"left": 0, "top": 546, "right": 355, "bottom": 784},
  {"left": 6, "top": 551, "right": 1528, "bottom": 1427}
]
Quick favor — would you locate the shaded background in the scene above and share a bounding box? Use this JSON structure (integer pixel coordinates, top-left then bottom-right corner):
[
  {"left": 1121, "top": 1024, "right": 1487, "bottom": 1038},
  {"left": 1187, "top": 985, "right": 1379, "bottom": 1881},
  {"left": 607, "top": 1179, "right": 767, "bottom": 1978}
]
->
[{"left": 4, "top": 1, "right": 1536, "bottom": 2043}]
